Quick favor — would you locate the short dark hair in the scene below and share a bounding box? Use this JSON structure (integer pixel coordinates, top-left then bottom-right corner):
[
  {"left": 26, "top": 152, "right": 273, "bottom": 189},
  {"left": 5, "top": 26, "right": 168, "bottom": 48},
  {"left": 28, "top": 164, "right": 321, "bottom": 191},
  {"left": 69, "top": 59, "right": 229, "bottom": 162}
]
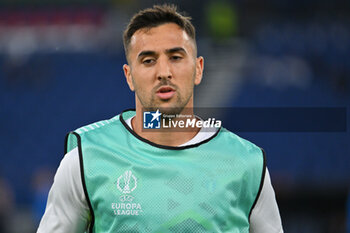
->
[{"left": 123, "top": 4, "right": 196, "bottom": 58}]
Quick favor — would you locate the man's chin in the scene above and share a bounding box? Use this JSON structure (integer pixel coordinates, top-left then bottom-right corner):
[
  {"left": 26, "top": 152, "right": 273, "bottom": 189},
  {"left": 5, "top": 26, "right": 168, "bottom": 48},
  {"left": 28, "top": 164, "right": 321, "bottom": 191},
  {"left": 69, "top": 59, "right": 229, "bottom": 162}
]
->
[{"left": 158, "top": 107, "right": 184, "bottom": 116}]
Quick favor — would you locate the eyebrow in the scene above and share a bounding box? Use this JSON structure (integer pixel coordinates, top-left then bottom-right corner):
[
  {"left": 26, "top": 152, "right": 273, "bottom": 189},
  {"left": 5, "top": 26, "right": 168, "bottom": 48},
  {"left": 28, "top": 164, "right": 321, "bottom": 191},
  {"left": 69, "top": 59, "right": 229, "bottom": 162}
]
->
[
  {"left": 138, "top": 50, "right": 156, "bottom": 58},
  {"left": 137, "top": 47, "right": 187, "bottom": 59},
  {"left": 165, "top": 47, "right": 186, "bottom": 54}
]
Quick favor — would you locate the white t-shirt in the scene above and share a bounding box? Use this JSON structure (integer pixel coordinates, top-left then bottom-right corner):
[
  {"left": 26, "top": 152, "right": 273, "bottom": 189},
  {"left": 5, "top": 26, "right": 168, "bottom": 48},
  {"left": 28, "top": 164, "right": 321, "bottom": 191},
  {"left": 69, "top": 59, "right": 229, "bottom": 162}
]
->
[{"left": 37, "top": 117, "right": 283, "bottom": 233}]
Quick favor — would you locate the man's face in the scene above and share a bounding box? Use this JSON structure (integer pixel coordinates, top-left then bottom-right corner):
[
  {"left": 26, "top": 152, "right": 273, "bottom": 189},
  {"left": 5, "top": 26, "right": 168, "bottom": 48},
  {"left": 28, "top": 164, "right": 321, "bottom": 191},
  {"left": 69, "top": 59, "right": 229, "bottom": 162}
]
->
[{"left": 123, "top": 23, "right": 204, "bottom": 114}]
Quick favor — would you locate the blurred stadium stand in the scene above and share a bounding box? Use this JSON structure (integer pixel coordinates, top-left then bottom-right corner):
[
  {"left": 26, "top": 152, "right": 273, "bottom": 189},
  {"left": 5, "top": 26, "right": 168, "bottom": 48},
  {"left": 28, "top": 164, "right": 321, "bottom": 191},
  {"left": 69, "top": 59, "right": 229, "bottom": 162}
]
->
[{"left": 0, "top": 1, "right": 349, "bottom": 232}]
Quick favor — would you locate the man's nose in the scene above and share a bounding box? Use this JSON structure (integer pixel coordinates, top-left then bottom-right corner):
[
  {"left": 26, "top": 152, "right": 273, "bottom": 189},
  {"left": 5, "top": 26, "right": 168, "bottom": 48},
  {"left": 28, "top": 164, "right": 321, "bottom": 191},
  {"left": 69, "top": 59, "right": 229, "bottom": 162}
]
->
[{"left": 156, "top": 58, "right": 172, "bottom": 81}]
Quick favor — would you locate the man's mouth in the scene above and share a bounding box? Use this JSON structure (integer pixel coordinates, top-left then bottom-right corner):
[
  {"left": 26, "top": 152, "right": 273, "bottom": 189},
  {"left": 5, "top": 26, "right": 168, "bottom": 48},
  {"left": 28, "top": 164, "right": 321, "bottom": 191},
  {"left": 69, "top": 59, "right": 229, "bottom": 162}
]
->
[{"left": 156, "top": 86, "right": 176, "bottom": 100}]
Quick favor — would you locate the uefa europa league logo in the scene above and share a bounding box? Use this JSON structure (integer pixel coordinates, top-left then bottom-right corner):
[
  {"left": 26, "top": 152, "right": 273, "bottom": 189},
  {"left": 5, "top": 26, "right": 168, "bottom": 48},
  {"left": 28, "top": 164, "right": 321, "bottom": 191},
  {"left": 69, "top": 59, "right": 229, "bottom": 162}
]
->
[{"left": 117, "top": 170, "right": 137, "bottom": 194}]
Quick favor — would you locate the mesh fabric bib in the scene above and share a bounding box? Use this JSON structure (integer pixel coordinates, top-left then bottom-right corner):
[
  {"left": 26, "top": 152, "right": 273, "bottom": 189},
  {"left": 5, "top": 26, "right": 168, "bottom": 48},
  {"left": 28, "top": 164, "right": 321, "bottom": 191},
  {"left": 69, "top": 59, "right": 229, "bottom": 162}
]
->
[{"left": 65, "top": 110, "right": 265, "bottom": 233}]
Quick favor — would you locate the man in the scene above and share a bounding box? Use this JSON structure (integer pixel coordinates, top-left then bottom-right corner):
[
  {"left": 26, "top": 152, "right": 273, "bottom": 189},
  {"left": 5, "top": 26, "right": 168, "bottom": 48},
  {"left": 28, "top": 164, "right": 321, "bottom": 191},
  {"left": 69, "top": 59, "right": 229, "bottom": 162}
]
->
[{"left": 37, "top": 4, "right": 283, "bottom": 233}]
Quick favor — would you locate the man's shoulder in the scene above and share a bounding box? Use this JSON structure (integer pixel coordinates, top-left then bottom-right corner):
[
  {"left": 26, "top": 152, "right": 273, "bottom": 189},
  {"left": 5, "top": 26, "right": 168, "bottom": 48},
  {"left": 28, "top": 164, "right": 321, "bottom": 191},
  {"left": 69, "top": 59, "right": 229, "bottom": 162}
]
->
[
  {"left": 218, "top": 127, "right": 262, "bottom": 154},
  {"left": 73, "top": 114, "right": 122, "bottom": 136},
  {"left": 64, "top": 113, "right": 130, "bottom": 153}
]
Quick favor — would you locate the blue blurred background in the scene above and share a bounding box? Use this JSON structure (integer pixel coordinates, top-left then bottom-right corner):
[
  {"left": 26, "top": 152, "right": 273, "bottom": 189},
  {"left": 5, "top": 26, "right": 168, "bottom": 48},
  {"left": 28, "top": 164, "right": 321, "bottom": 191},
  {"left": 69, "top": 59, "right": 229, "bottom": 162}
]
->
[{"left": 0, "top": 0, "right": 349, "bottom": 232}]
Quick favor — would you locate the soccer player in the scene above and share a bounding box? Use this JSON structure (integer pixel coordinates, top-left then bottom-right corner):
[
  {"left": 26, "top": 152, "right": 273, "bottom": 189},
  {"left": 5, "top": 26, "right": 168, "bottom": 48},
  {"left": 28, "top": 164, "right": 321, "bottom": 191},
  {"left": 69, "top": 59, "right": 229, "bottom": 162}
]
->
[{"left": 37, "top": 4, "right": 283, "bottom": 233}]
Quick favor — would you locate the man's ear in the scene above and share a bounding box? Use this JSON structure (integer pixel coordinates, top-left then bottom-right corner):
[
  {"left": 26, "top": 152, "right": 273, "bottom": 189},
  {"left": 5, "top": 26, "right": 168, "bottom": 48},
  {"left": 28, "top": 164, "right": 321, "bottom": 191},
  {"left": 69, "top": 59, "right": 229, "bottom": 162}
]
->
[
  {"left": 194, "top": 56, "right": 204, "bottom": 85},
  {"left": 123, "top": 64, "right": 134, "bottom": 91}
]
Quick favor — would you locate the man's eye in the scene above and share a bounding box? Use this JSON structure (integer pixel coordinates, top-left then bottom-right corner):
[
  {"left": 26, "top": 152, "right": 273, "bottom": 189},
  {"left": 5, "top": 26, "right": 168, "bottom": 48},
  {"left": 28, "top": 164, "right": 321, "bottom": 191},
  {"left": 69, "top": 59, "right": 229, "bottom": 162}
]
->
[
  {"left": 171, "top": 56, "right": 182, "bottom": 61},
  {"left": 143, "top": 59, "right": 155, "bottom": 64}
]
